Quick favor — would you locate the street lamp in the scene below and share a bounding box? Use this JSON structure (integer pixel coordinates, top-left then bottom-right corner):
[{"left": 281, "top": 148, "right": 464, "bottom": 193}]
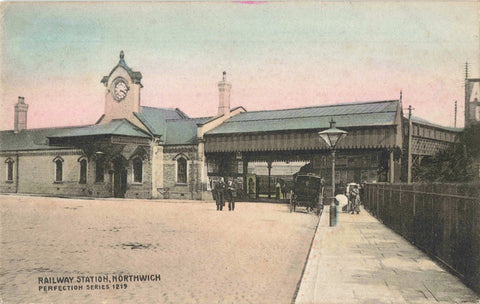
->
[{"left": 318, "top": 118, "right": 348, "bottom": 227}]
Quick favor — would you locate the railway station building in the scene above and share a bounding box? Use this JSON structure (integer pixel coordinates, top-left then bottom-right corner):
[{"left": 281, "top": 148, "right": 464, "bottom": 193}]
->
[{"left": 0, "top": 52, "right": 464, "bottom": 200}]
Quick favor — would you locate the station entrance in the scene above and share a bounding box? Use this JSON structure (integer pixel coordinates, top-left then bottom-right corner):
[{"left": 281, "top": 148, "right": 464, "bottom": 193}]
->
[{"left": 205, "top": 149, "right": 391, "bottom": 202}]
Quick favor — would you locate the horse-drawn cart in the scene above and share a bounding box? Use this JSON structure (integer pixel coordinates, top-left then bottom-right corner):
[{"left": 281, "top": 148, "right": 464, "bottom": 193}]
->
[{"left": 289, "top": 174, "right": 324, "bottom": 215}]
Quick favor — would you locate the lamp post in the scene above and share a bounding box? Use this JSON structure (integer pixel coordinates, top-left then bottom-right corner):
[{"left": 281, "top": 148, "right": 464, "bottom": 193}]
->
[{"left": 318, "top": 118, "right": 348, "bottom": 227}]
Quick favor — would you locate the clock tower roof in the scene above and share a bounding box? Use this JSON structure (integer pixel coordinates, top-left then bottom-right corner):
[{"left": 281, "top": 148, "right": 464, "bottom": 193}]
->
[{"left": 101, "top": 51, "right": 143, "bottom": 88}]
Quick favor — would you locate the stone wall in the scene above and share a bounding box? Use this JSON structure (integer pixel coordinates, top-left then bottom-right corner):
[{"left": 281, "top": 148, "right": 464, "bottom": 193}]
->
[
  {"left": 0, "top": 147, "right": 153, "bottom": 199},
  {"left": 124, "top": 149, "right": 152, "bottom": 199},
  {"left": 0, "top": 150, "right": 114, "bottom": 197},
  {"left": 162, "top": 145, "right": 206, "bottom": 200}
]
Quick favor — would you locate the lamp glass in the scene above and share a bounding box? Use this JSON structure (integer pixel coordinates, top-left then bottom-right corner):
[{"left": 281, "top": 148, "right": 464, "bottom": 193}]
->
[{"left": 318, "top": 128, "right": 347, "bottom": 149}]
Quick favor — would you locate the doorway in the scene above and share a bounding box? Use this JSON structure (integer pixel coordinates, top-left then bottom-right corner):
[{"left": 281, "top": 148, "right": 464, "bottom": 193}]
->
[{"left": 113, "top": 157, "right": 127, "bottom": 198}]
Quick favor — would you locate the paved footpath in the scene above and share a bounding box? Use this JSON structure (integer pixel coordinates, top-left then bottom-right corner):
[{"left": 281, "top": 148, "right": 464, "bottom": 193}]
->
[{"left": 295, "top": 206, "right": 480, "bottom": 304}]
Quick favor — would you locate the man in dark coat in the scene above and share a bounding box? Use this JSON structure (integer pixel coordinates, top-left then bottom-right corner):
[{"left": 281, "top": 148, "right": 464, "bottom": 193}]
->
[
  {"left": 214, "top": 178, "right": 226, "bottom": 211},
  {"left": 226, "top": 179, "right": 236, "bottom": 211}
]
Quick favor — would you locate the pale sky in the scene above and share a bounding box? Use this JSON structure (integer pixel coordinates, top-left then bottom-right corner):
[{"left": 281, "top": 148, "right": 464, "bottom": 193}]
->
[{"left": 1, "top": 1, "right": 479, "bottom": 130}]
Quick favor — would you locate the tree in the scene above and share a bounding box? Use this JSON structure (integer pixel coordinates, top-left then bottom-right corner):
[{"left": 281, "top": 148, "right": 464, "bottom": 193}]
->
[{"left": 415, "top": 125, "right": 480, "bottom": 182}]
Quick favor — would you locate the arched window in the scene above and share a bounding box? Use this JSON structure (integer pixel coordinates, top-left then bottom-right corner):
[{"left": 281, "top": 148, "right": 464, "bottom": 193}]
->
[
  {"left": 79, "top": 158, "right": 87, "bottom": 184},
  {"left": 177, "top": 157, "right": 187, "bottom": 184},
  {"left": 95, "top": 158, "right": 105, "bottom": 183},
  {"left": 133, "top": 157, "right": 143, "bottom": 183},
  {"left": 53, "top": 156, "right": 64, "bottom": 182},
  {"left": 5, "top": 158, "right": 14, "bottom": 182}
]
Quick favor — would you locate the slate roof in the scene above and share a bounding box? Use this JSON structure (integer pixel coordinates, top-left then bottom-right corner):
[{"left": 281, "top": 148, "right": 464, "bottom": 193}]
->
[
  {"left": 134, "top": 106, "right": 187, "bottom": 136},
  {"left": 164, "top": 118, "right": 211, "bottom": 145},
  {"left": 0, "top": 126, "right": 79, "bottom": 151},
  {"left": 0, "top": 105, "right": 213, "bottom": 151},
  {"left": 410, "top": 115, "right": 462, "bottom": 132},
  {"left": 48, "top": 119, "right": 150, "bottom": 139},
  {"left": 135, "top": 106, "right": 211, "bottom": 145},
  {"left": 206, "top": 100, "right": 400, "bottom": 135}
]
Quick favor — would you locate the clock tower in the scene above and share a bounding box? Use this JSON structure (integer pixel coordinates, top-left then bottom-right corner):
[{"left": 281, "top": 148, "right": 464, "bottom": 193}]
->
[{"left": 99, "top": 51, "right": 143, "bottom": 125}]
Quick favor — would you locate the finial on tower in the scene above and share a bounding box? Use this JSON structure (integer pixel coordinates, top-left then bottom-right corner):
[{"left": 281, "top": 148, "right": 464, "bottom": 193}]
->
[
  {"left": 223, "top": 71, "right": 226, "bottom": 82},
  {"left": 400, "top": 90, "right": 403, "bottom": 102},
  {"left": 119, "top": 50, "right": 126, "bottom": 65}
]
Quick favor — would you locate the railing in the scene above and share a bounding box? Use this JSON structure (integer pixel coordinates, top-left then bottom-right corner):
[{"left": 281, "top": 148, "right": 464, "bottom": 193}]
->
[{"left": 364, "top": 183, "right": 480, "bottom": 294}]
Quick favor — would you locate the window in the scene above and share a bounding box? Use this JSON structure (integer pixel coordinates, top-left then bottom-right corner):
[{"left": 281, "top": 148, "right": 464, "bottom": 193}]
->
[
  {"left": 5, "top": 158, "right": 14, "bottom": 182},
  {"left": 95, "top": 159, "right": 105, "bottom": 182},
  {"left": 53, "top": 156, "right": 64, "bottom": 182},
  {"left": 79, "top": 159, "right": 87, "bottom": 184},
  {"left": 177, "top": 157, "right": 187, "bottom": 184},
  {"left": 133, "top": 157, "right": 142, "bottom": 183}
]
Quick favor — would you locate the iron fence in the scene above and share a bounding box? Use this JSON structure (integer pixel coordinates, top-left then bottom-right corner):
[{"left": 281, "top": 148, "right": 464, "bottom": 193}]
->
[{"left": 364, "top": 183, "right": 480, "bottom": 294}]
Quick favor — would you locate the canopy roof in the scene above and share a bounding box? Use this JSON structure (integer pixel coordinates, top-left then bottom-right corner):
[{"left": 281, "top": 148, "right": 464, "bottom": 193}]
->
[
  {"left": 206, "top": 100, "right": 400, "bottom": 135},
  {"left": 410, "top": 115, "right": 462, "bottom": 132}
]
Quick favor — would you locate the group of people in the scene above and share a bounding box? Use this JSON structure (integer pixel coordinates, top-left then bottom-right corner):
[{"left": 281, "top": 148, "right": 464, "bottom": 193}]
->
[
  {"left": 346, "top": 183, "right": 366, "bottom": 214},
  {"left": 212, "top": 178, "right": 236, "bottom": 211}
]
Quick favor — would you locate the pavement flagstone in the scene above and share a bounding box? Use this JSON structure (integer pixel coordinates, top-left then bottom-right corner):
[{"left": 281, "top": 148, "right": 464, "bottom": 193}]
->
[{"left": 295, "top": 205, "right": 480, "bottom": 304}]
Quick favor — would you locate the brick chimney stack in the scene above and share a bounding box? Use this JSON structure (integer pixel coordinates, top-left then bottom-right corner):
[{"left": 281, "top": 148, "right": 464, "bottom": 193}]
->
[
  {"left": 14, "top": 96, "right": 28, "bottom": 133},
  {"left": 217, "top": 71, "right": 232, "bottom": 117}
]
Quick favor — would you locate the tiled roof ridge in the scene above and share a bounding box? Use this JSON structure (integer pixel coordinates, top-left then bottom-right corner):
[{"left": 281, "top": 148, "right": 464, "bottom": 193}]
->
[
  {"left": 238, "top": 99, "right": 399, "bottom": 115},
  {"left": 111, "top": 118, "right": 152, "bottom": 136},
  {"left": 133, "top": 112, "right": 155, "bottom": 134},
  {"left": 221, "top": 112, "right": 394, "bottom": 125},
  {"left": 165, "top": 116, "right": 212, "bottom": 122},
  {"left": 140, "top": 105, "right": 177, "bottom": 111},
  {"left": 110, "top": 119, "right": 129, "bottom": 134}
]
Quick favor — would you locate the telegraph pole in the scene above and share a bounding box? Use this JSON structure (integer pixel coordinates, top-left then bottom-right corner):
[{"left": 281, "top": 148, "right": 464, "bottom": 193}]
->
[
  {"left": 454, "top": 100, "right": 457, "bottom": 128},
  {"left": 407, "top": 105, "right": 414, "bottom": 183}
]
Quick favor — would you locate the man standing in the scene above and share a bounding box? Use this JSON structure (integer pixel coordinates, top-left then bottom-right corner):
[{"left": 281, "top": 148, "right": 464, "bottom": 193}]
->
[
  {"left": 350, "top": 186, "right": 360, "bottom": 214},
  {"left": 227, "top": 179, "right": 236, "bottom": 211},
  {"left": 214, "top": 178, "right": 226, "bottom": 211},
  {"left": 275, "top": 181, "right": 281, "bottom": 200}
]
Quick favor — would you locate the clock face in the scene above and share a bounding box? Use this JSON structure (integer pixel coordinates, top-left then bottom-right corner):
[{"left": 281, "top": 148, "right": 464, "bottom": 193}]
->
[{"left": 112, "top": 78, "right": 128, "bottom": 101}]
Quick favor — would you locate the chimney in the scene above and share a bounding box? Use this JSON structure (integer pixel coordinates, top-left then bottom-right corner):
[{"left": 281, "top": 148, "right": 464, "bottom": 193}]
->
[
  {"left": 14, "top": 96, "right": 28, "bottom": 133},
  {"left": 217, "top": 71, "right": 232, "bottom": 117}
]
